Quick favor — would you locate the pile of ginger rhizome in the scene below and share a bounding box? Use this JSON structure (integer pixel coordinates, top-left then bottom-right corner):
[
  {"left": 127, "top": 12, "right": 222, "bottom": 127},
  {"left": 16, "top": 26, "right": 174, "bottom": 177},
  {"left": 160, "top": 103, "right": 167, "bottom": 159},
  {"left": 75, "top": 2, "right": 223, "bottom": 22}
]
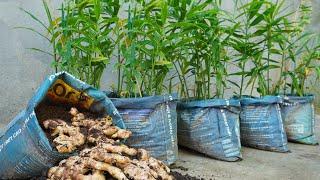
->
[{"left": 36, "top": 103, "right": 173, "bottom": 180}]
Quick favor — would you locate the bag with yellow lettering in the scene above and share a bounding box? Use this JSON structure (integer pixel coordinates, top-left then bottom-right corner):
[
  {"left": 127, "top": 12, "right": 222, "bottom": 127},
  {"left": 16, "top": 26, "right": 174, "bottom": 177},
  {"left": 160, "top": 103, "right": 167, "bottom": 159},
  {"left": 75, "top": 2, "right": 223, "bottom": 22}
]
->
[{"left": 0, "top": 72, "right": 125, "bottom": 179}]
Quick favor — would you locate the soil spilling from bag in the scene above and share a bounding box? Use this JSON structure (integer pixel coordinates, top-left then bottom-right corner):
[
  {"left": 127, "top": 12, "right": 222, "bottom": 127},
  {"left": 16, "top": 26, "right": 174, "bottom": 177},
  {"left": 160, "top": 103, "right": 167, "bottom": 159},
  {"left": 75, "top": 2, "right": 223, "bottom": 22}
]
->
[
  {"left": 170, "top": 171, "right": 204, "bottom": 180},
  {"left": 35, "top": 102, "right": 174, "bottom": 180}
]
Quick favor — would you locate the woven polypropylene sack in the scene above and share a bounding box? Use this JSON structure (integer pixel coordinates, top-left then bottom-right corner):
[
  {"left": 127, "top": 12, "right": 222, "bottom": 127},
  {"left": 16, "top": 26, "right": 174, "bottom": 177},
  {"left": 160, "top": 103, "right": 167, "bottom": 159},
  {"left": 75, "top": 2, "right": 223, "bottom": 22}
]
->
[
  {"left": 239, "top": 96, "right": 289, "bottom": 152},
  {"left": 110, "top": 94, "right": 178, "bottom": 165},
  {"left": 0, "top": 72, "right": 125, "bottom": 179},
  {"left": 281, "top": 95, "right": 318, "bottom": 145},
  {"left": 177, "top": 99, "right": 242, "bottom": 162}
]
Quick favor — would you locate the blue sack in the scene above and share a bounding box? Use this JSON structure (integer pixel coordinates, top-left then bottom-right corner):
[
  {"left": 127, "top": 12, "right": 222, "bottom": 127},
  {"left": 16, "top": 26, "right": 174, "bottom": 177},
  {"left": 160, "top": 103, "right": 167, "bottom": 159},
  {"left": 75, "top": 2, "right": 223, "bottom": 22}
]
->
[
  {"left": 177, "top": 99, "right": 242, "bottom": 162},
  {"left": 0, "top": 72, "right": 125, "bottom": 179},
  {"left": 109, "top": 94, "right": 178, "bottom": 165},
  {"left": 239, "top": 96, "right": 289, "bottom": 152},
  {"left": 281, "top": 95, "right": 318, "bottom": 145}
]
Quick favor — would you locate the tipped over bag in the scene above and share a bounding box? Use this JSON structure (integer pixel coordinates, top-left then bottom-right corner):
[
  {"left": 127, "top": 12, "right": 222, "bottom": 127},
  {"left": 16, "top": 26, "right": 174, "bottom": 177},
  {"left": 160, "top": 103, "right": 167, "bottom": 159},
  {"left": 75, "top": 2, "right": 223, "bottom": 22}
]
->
[{"left": 0, "top": 72, "right": 125, "bottom": 179}]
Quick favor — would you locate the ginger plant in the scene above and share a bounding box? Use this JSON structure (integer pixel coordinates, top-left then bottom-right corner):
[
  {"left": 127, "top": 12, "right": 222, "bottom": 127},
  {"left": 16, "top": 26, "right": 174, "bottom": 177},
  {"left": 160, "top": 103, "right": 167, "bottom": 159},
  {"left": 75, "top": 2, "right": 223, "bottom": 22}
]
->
[
  {"left": 276, "top": 0, "right": 320, "bottom": 96},
  {"left": 21, "top": 0, "right": 121, "bottom": 88}
]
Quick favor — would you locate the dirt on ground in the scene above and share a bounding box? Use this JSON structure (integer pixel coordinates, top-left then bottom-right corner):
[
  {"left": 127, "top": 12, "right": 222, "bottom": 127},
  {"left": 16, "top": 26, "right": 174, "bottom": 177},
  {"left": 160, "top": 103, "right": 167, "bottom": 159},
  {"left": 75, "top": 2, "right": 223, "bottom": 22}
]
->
[{"left": 171, "top": 171, "right": 204, "bottom": 180}]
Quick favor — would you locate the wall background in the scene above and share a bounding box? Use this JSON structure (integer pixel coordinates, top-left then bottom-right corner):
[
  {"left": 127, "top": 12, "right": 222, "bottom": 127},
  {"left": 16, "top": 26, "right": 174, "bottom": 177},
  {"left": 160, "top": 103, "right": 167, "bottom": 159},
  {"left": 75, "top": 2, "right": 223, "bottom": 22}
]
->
[{"left": 0, "top": 0, "right": 319, "bottom": 127}]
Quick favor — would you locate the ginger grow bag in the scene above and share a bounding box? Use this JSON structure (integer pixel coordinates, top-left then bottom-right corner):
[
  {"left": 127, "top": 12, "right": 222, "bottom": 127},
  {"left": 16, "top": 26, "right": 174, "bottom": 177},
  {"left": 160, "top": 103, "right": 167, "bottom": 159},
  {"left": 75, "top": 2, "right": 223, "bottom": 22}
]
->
[
  {"left": 281, "top": 95, "right": 318, "bottom": 145},
  {"left": 109, "top": 94, "right": 178, "bottom": 165},
  {"left": 0, "top": 72, "right": 125, "bottom": 179},
  {"left": 177, "top": 98, "right": 242, "bottom": 162},
  {"left": 239, "top": 96, "right": 289, "bottom": 152}
]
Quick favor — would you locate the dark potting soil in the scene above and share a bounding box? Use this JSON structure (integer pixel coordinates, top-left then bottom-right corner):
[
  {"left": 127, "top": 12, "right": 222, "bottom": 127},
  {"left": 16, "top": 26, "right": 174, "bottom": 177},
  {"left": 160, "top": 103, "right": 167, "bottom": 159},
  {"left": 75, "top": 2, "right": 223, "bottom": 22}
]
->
[
  {"left": 171, "top": 171, "right": 204, "bottom": 180},
  {"left": 35, "top": 102, "right": 102, "bottom": 126},
  {"left": 170, "top": 164, "right": 189, "bottom": 171}
]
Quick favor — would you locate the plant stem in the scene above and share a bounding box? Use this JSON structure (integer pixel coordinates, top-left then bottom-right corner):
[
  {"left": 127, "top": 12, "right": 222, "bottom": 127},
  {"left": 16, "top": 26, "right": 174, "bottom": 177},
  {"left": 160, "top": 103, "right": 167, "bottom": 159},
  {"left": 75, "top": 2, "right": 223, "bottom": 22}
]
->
[
  {"left": 240, "top": 61, "right": 245, "bottom": 97},
  {"left": 117, "top": 43, "right": 121, "bottom": 93},
  {"left": 278, "top": 50, "right": 285, "bottom": 94},
  {"left": 251, "top": 76, "right": 257, "bottom": 96},
  {"left": 267, "top": 29, "right": 271, "bottom": 95}
]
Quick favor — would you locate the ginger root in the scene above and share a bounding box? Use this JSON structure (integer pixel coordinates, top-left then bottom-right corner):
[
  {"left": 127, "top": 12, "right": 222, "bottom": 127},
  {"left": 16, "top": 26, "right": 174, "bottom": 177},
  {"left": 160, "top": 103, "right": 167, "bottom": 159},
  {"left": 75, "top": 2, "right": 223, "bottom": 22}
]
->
[
  {"left": 43, "top": 119, "right": 85, "bottom": 153},
  {"left": 99, "top": 143, "right": 137, "bottom": 156},
  {"left": 45, "top": 107, "right": 173, "bottom": 180},
  {"left": 121, "top": 163, "right": 156, "bottom": 180},
  {"left": 85, "top": 157, "right": 128, "bottom": 180},
  {"left": 80, "top": 146, "right": 131, "bottom": 165},
  {"left": 87, "top": 128, "right": 116, "bottom": 145},
  {"left": 136, "top": 149, "right": 172, "bottom": 180},
  {"left": 77, "top": 170, "right": 106, "bottom": 180},
  {"left": 69, "top": 107, "right": 130, "bottom": 140},
  {"left": 48, "top": 156, "right": 88, "bottom": 179},
  {"left": 49, "top": 145, "right": 172, "bottom": 180}
]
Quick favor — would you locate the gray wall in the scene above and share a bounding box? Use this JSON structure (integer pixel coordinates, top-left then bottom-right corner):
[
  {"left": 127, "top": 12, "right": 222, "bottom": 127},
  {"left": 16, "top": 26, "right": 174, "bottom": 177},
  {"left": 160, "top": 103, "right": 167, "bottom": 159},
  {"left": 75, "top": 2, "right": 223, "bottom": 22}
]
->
[
  {"left": 0, "top": 0, "right": 319, "bottom": 128},
  {"left": 0, "top": 0, "right": 59, "bottom": 127}
]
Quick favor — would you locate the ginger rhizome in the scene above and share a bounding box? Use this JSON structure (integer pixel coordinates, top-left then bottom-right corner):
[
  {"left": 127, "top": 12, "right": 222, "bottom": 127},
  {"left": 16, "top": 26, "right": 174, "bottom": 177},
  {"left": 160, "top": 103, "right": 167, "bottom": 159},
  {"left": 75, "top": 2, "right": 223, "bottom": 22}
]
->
[
  {"left": 43, "top": 119, "right": 85, "bottom": 153},
  {"left": 43, "top": 107, "right": 173, "bottom": 180}
]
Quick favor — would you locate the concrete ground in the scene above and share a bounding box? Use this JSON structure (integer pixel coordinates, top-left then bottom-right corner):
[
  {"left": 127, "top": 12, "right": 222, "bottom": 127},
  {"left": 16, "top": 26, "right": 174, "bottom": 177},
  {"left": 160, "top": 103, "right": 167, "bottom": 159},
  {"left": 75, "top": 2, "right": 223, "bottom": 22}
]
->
[
  {"left": 0, "top": 116, "right": 319, "bottom": 180},
  {"left": 172, "top": 116, "right": 320, "bottom": 180}
]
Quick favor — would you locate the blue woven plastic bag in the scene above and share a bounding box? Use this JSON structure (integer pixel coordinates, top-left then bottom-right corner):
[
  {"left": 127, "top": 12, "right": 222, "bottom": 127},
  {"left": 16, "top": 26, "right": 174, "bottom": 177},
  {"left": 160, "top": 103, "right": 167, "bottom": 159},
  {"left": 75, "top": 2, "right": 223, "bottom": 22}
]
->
[
  {"left": 281, "top": 95, "right": 318, "bottom": 145},
  {"left": 0, "top": 72, "right": 125, "bottom": 179},
  {"left": 177, "top": 99, "right": 242, "bottom": 162},
  {"left": 239, "top": 96, "right": 289, "bottom": 152},
  {"left": 110, "top": 94, "right": 178, "bottom": 165}
]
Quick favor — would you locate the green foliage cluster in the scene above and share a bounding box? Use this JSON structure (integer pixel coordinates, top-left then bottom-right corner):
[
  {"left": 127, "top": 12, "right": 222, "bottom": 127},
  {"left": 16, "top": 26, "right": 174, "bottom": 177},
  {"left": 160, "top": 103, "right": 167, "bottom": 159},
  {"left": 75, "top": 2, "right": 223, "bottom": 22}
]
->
[
  {"left": 20, "top": 0, "right": 121, "bottom": 88},
  {"left": 23, "top": 0, "right": 320, "bottom": 98},
  {"left": 230, "top": 0, "right": 320, "bottom": 97}
]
